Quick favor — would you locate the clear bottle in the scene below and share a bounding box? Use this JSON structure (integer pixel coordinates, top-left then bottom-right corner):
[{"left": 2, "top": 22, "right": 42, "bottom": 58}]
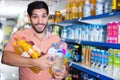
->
[
  {"left": 49, "top": 41, "right": 66, "bottom": 73},
  {"left": 96, "top": 0, "right": 104, "bottom": 15},
  {"left": 81, "top": 25, "right": 89, "bottom": 41},
  {"left": 88, "top": 25, "right": 94, "bottom": 41},
  {"left": 92, "top": 25, "right": 99, "bottom": 42},
  {"left": 61, "top": 26, "right": 67, "bottom": 39},
  {"left": 67, "top": 26, "right": 74, "bottom": 40},
  {"left": 74, "top": 25, "right": 82, "bottom": 41},
  {"left": 104, "top": 0, "right": 112, "bottom": 13},
  {"left": 52, "top": 49, "right": 65, "bottom": 72},
  {"left": 84, "top": 0, "right": 91, "bottom": 17},
  {"left": 98, "top": 25, "right": 104, "bottom": 42}
]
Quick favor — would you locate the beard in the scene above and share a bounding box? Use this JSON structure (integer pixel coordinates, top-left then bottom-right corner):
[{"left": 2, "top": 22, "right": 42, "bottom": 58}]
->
[{"left": 31, "top": 23, "right": 47, "bottom": 33}]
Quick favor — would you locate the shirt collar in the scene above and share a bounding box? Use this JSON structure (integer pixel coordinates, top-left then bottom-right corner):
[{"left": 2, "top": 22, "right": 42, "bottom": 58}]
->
[{"left": 29, "top": 27, "right": 49, "bottom": 39}]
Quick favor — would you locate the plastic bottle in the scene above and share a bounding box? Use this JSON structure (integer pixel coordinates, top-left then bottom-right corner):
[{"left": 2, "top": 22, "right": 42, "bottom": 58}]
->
[
  {"left": 117, "top": 0, "right": 120, "bottom": 10},
  {"left": 84, "top": 0, "right": 91, "bottom": 17},
  {"left": 65, "top": 3, "right": 71, "bottom": 20},
  {"left": 104, "top": 0, "right": 112, "bottom": 13},
  {"left": 47, "top": 41, "right": 69, "bottom": 73},
  {"left": 67, "top": 26, "right": 74, "bottom": 40},
  {"left": 89, "top": 0, "right": 96, "bottom": 16},
  {"left": 17, "top": 40, "right": 40, "bottom": 58},
  {"left": 61, "top": 26, "right": 67, "bottom": 39},
  {"left": 74, "top": 25, "right": 80, "bottom": 40},
  {"left": 111, "top": 0, "right": 117, "bottom": 11},
  {"left": 52, "top": 49, "right": 65, "bottom": 72},
  {"left": 13, "top": 37, "right": 42, "bottom": 73},
  {"left": 88, "top": 25, "right": 94, "bottom": 41},
  {"left": 12, "top": 41, "right": 30, "bottom": 57},
  {"left": 92, "top": 25, "right": 99, "bottom": 42},
  {"left": 96, "top": 0, "right": 104, "bottom": 15},
  {"left": 98, "top": 25, "right": 105, "bottom": 42},
  {"left": 81, "top": 25, "right": 89, "bottom": 41},
  {"left": 71, "top": 2, "right": 78, "bottom": 19},
  {"left": 78, "top": 0, "right": 84, "bottom": 18}
]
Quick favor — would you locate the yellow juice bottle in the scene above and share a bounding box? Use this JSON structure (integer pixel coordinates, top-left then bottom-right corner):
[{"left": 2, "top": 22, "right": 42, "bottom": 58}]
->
[
  {"left": 16, "top": 39, "right": 41, "bottom": 73},
  {"left": 90, "top": 0, "right": 96, "bottom": 16},
  {"left": 71, "top": 2, "right": 78, "bottom": 19},
  {"left": 65, "top": 3, "right": 70, "bottom": 20},
  {"left": 78, "top": 0, "right": 84, "bottom": 18},
  {"left": 111, "top": 0, "right": 117, "bottom": 11}
]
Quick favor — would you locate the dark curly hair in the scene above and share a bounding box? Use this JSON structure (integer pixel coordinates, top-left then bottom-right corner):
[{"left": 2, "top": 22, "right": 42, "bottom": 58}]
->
[{"left": 27, "top": 1, "right": 49, "bottom": 16}]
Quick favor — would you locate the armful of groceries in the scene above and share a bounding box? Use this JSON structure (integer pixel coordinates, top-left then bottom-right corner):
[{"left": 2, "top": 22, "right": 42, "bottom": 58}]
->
[{"left": 12, "top": 36, "right": 70, "bottom": 79}]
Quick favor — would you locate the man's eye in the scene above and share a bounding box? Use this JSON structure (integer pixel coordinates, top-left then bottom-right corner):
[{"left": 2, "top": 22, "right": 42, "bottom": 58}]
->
[
  {"left": 32, "top": 16, "right": 38, "bottom": 18},
  {"left": 42, "top": 15, "right": 47, "bottom": 18}
]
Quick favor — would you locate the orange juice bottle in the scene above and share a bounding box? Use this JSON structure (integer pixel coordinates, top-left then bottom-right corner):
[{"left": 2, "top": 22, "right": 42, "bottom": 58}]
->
[
  {"left": 17, "top": 40, "right": 40, "bottom": 58},
  {"left": 65, "top": 3, "right": 71, "bottom": 20},
  {"left": 71, "top": 2, "right": 78, "bottom": 19},
  {"left": 12, "top": 37, "right": 30, "bottom": 57},
  {"left": 15, "top": 39, "right": 41, "bottom": 73},
  {"left": 90, "top": 0, "right": 96, "bottom": 16},
  {"left": 13, "top": 42, "right": 24, "bottom": 55},
  {"left": 78, "top": 0, "right": 84, "bottom": 18}
]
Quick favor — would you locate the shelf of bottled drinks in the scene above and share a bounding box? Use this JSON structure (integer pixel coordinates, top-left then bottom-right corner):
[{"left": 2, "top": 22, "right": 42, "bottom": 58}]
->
[
  {"left": 63, "top": 39, "right": 120, "bottom": 49},
  {"left": 63, "top": 38, "right": 120, "bottom": 80},
  {"left": 59, "top": 11, "right": 120, "bottom": 24},
  {"left": 68, "top": 61, "right": 114, "bottom": 80},
  {"left": 58, "top": 11, "right": 120, "bottom": 80}
]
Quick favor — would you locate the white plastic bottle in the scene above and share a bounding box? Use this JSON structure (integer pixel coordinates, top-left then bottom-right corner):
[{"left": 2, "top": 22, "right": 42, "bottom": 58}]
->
[
  {"left": 61, "top": 26, "right": 67, "bottom": 39},
  {"left": 84, "top": 0, "right": 91, "bottom": 17},
  {"left": 96, "top": 0, "right": 104, "bottom": 15}
]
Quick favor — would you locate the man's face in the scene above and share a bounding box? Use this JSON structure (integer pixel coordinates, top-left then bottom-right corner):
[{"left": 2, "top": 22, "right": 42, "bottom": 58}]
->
[{"left": 30, "top": 8, "right": 49, "bottom": 33}]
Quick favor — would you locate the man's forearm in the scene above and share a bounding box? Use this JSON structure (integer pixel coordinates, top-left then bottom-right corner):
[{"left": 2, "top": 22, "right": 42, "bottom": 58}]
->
[{"left": 1, "top": 50, "right": 36, "bottom": 67}]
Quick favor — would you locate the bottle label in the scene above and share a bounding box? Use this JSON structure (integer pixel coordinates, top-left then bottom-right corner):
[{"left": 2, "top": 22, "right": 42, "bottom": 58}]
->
[
  {"left": 33, "top": 45, "right": 42, "bottom": 53},
  {"left": 21, "top": 52, "right": 30, "bottom": 57}
]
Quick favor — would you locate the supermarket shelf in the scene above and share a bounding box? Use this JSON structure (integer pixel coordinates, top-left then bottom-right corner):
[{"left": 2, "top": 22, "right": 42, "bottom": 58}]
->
[
  {"left": 68, "top": 61, "right": 114, "bottom": 80},
  {"left": 59, "top": 11, "right": 120, "bottom": 24},
  {"left": 63, "top": 39, "right": 120, "bottom": 49},
  {"left": 79, "top": 11, "right": 120, "bottom": 21},
  {"left": 80, "top": 41, "right": 120, "bottom": 49}
]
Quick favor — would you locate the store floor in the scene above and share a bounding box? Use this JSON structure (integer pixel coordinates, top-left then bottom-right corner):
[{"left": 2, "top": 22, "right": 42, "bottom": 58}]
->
[{"left": 0, "top": 51, "right": 19, "bottom": 80}]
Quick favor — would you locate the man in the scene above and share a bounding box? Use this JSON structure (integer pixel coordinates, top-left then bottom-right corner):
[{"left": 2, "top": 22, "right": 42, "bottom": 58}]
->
[{"left": 1, "top": 1, "right": 68, "bottom": 80}]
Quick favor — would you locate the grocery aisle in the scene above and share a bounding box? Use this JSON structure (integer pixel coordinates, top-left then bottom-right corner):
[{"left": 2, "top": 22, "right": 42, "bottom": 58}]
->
[{"left": 0, "top": 51, "right": 19, "bottom": 80}]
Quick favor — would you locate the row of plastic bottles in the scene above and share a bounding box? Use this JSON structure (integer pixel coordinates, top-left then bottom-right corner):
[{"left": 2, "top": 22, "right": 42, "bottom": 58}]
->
[
  {"left": 65, "top": 0, "right": 112, "bottom": 20},
  {"left": 61, "top": 24, "right": 106, "bottom": 42}
]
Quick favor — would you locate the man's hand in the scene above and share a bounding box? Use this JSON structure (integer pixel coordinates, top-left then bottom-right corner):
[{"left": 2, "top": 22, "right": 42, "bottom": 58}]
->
[
  {"left": 52, "top": 65, "right": 68, "bottom": 80},
  {"left": 33, "top": 54, "right": 54, "bottom": 70}
]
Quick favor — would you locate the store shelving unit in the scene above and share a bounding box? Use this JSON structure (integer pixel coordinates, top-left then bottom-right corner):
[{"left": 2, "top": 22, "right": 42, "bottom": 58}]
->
[
  {"left": 60, "top": 11, "right": 120, "bottom": 80},
  {"left": 79, "top": 11, "right": 120, "bottom": 21},
  {"left": 68, "top": 61, "right": 114, "bottom": 80},
  {"left": 59, "top": 11, "right": 120, "bottom": 23},
  {"left": 63, "top": 39, "right": 120, "bottom": 49}
]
